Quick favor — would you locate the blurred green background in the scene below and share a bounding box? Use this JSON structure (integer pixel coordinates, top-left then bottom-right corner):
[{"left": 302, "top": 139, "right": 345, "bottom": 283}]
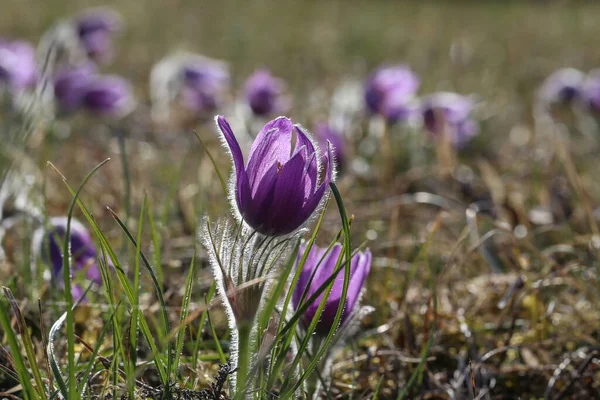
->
[{"left": 5, "top": 0, "right": 600, "bottom": 111}]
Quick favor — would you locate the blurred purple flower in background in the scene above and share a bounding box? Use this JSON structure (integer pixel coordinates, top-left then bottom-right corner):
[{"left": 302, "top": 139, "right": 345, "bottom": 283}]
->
[
  {"left": 74, "top": 8, "right": 122, "bottom": 63},
  {"left": 215, "top": 115, "right": 334, "bottom": 236},
  {"left": 54, "top": 64, "right": 96, "bottom": 113},
  {"left": 0, "top": 39, "right": 37, "bottom": 90},
  {"left": 314, "top": 122, "right": 346, "bottom": 168},
  {"left": 149, "top": 52, "right": 229, "bottom": 127},
  {"left": 179, "top": 58, "right": 230, "bottom": 115},
  {"left": 82, "top": 75, "right": 134, "bottom": 117},
  {"left": 421, "top": 92, "right": 478, "bottom": 147},
  {"left": 538, "top": 68, "right": 585, "bottom": 108},
  {"left": 54, "top": 65, "right": 133, "bottom": 117},
  {"left": 244, "top": 69, "right": 289, "bottom": 117},
  {"left": 36, "top": 217, "right": 102, "bottom": 301},
  {"left": 292, "top": 242, "right": 371, "bottom": 335},
  {"left": 583, "top": 69, "right": 600, "bottom": 114},
  {"left": 364, "top": 64, "right": 420, "bottom": 122}
]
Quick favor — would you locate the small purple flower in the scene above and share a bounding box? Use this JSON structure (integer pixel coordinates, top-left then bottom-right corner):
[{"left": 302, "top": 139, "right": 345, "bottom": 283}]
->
[
  {"left": 42, "top": 217, "right": 102, "bottom": 286},
  {"left": 74, "top": 8, "right": 122, "bottom": 63},
  {"left": 421, "top": 92, "right": 478, "bottom": 147},
  {"left": 216, "top": 115, "right": 335, "bottom": 236},
  {"left": 538, "top": 68, "right": 585, "bottom": 107},
  {"left": 0, "top": 39, "right": 37, "bottom": 89},
  {"left": 583, "top": 69, "right": 600, "bottom": 114},
  {"left": 54, "top": 64, "right": 96, "bottom": 113},
  {"left": 82, "top": 75, "right": 134, "bottom": 117},
  {"left": 364, "top": 64, "right": 420, "bottom": 120},
  {"left": 179, "top": 59, "right": 230, "bottom": 115},
  {"left": 292, "top": 242, "right": 371, "bottom": 334},
  {"left": 244, "top": 69, "right": 289, "bottom": 117},
  {"left": 314, "top": 122, "right": 346, "bottom": 168}
]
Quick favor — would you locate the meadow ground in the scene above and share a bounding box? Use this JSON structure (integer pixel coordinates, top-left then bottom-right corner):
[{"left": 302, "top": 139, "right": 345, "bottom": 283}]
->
[{"left": 1, "top": 1, "right": 600, "bottom": 399}]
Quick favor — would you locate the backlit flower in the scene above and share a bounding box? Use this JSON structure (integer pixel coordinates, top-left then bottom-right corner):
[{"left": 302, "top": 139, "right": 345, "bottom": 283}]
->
[{"left": 216, "top": 115, "right": 334, "bottom": 236}]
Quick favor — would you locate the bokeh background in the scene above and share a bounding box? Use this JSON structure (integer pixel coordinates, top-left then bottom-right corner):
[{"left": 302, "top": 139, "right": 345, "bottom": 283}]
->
[
  {"left": 7, "top": 0, "right": 600, "bottom": 110},
  {"left": 3, "top": 1, "right": 600, "bottom": 398}
]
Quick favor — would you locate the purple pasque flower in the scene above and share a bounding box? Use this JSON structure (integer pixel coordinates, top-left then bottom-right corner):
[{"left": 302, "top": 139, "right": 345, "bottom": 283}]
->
[
  {"left": 179, "top": 58, "right": 230, "bottom": 115},
  {"left": 538, "top": 68, "right": 585, "bottom": 107},
  {"left": 74, "top": 8, "right": 122, "bottom": 63},
  {"left": 82, "top": 74, "right": 134, "bottom": 117},
  {"left": 244, "top": 69, "right": 289, "bottom": 117},
  {"left": 364, "top": 64, "right": 420, "bottom": 119},
  {"left": 216, "top": 115, "right": 335, "bottom": 236},
  {"left": 54, "top": 65, "right": 133, "bottom": 117},
  {"left": 421, "top": 92, "right": 478, "bottom": 147},
  {"left": 0, "top": 39, "right": 37, "bottom": 89},
  {"left": 583, "top": 69, "right": 600, "bottom": 114},
  {"left": 42, "top": 217, "right": 102, "bottom": 286},
  {"left": 314, "top": 122, "right": 346, "bottom": 168},
  {"left": 54, "top": 64, "right": 96, "bottom": 113},
  {"left": 292, "top": 242, "right": 371, "bottom": 335}
]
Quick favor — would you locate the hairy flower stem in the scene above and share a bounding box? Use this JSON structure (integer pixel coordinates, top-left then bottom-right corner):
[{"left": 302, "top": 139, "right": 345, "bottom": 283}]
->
[{"left": 235, "top": 322, "right": 253, "bottom": 399}]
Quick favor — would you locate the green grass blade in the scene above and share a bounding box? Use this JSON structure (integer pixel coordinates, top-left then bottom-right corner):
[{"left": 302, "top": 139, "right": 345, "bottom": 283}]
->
[
  {"left": 206, "top": 310, "right": 226, "bottom": 365},
  {"left": 0, "top": 296, "right": 39, "bottom": 400},
  {"left": 372, "top": 375, "right": 385, "bottom": 400},
  {"left": 46, "top": 312, "right": 70, "bottom": 400},
  {"left": 107, "top": 207, "right": 173, "bottom": 383},
  {"left": 174, "top": 251, "right": 196, "bottom": 378},
  {"left": 2, "top": 287, "right": 47, "bottom": 399},
  {"left": 77, "top": 300, "right": 121, "bottom": 395},
  {"left": 128, "top": 196, "right": 146, "bottom": 398},
  {"left": 192, "top": 281, "right": 216, "bottom": 370},
  {"left": 147, "top": 198, "right": 164, "bottom": 292},
  {"left": 50, "top": 169, "right": 167, "bottom": 383},
  {"left": 48, "top": 158, "right": 110, "bottom": 400}
]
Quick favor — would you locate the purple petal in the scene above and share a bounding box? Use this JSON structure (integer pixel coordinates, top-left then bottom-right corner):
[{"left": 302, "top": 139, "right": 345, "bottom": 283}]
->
[
  {"left": 216, "top": 116, "right": 245, "bottom": 180},
  {"left": 304, "top": 243, "right": 343, "bottom": 322},
  {"left": 246, "top": 117, "right": 294, "bottom": 188},
  {"left": 316, "top": 247, "right": 371, "bottom": 332},
  {"left": 215, "top": 116, "right": 252, "bottom": 215},
  {"left": 343, "top": 249, "right": 372, "bottom": 317},
  {"left": 293, "top": 125, "right": 316, "bottom": 157},
  {"left": 241, "top": 163, "right": 278, "bottom": 229},
  {"left": 266, "top": 147, "right": 311, "bottom": 234},
  {"left": 292, "top": 242, "right": 326, "bottom": 309}
]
